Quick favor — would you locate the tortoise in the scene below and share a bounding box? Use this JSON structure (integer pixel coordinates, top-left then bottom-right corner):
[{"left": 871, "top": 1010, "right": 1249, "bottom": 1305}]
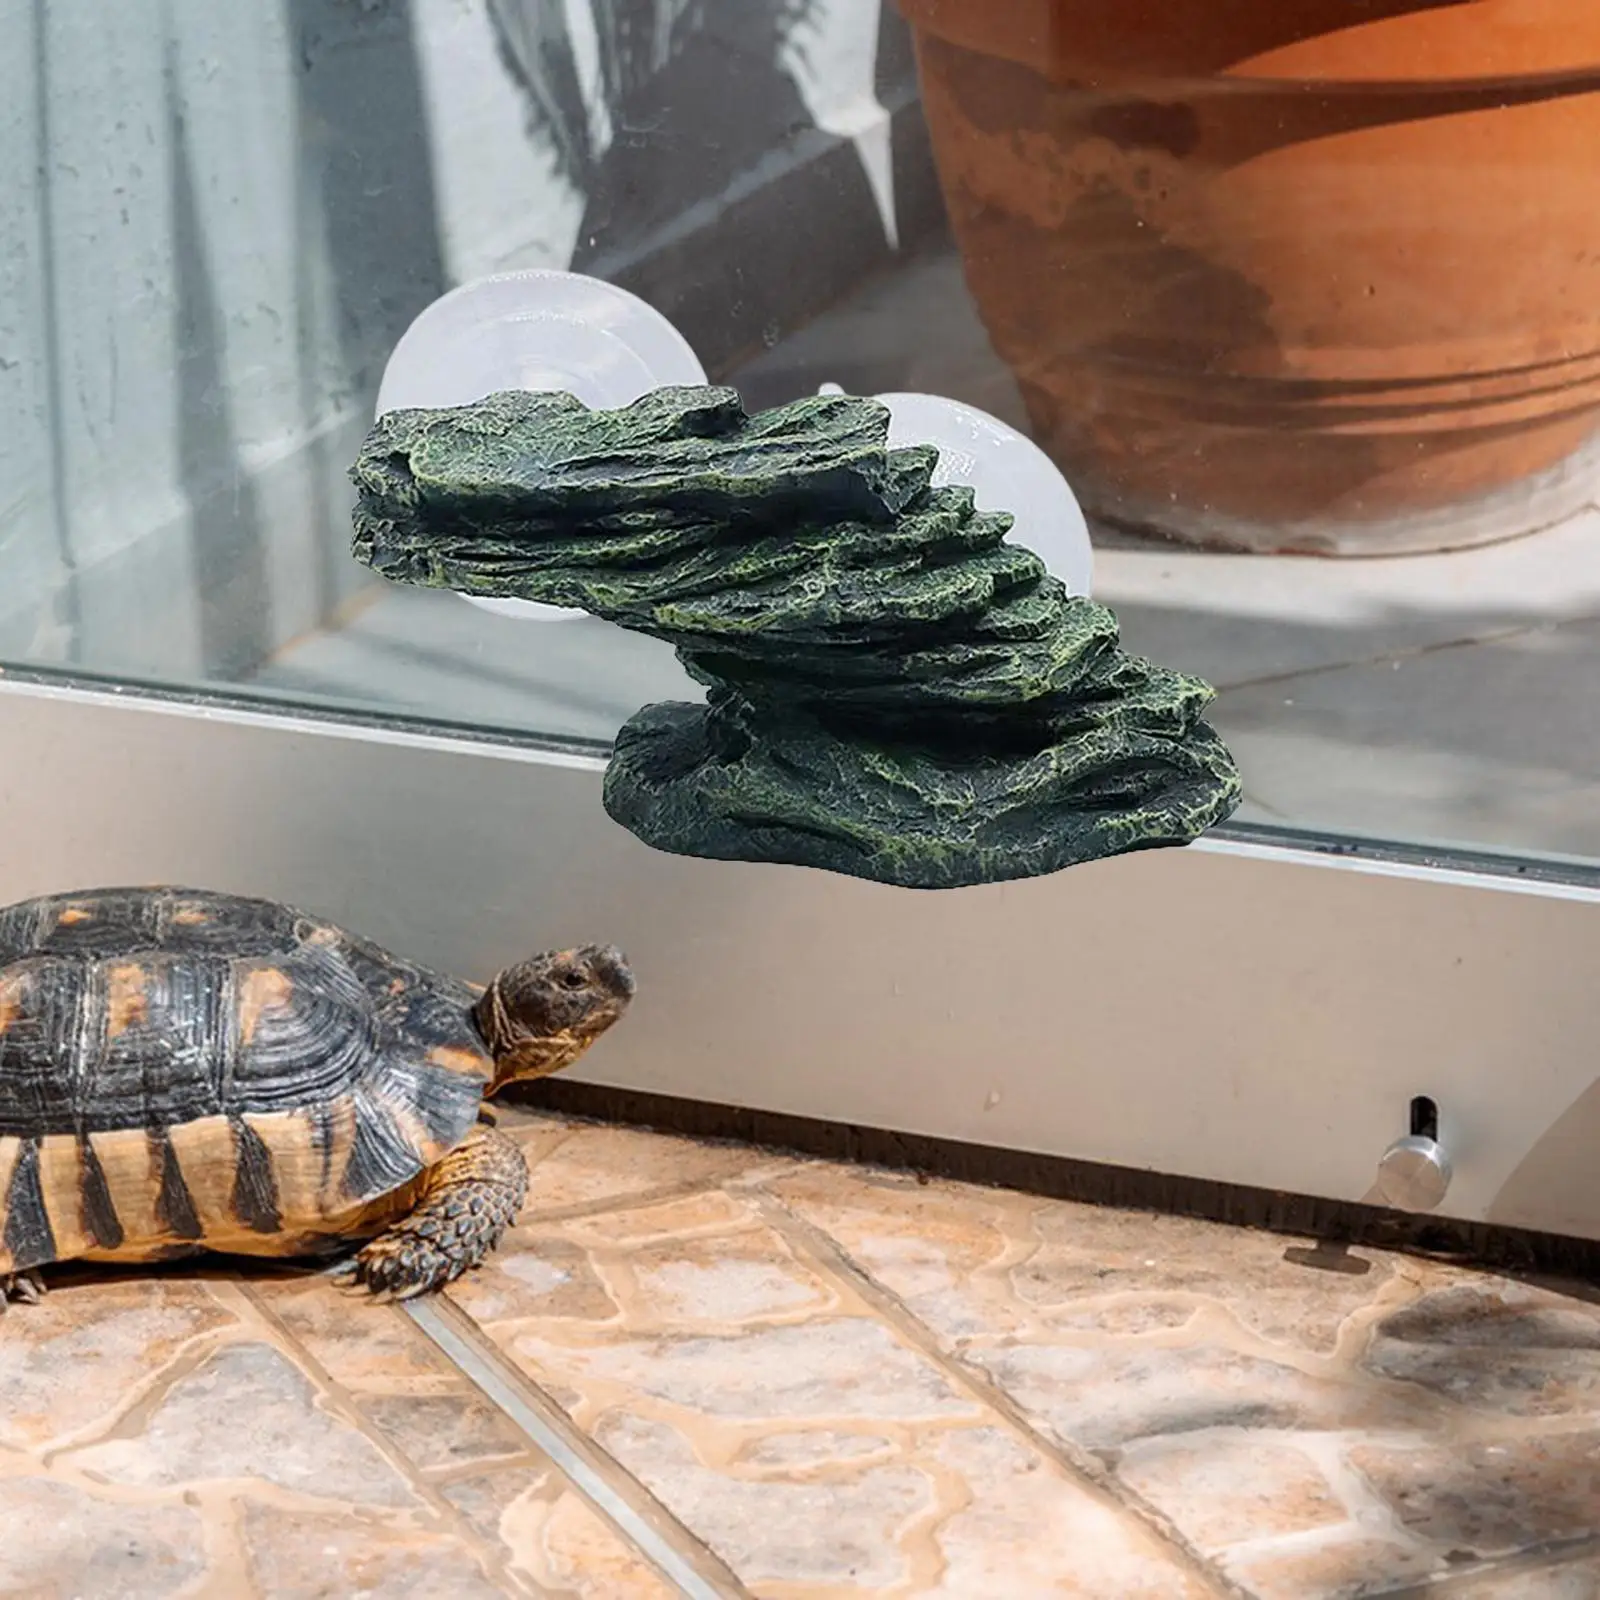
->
[{"left": 0, "top": 885, "right": 633, "bottom": 1307}]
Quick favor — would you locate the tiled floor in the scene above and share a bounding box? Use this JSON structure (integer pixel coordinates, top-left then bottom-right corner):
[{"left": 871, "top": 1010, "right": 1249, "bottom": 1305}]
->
[
  {"left": 6, "top": 1110, "right": 1599, "bottom": 1598},
  {"left": 249, "top": 239, "right": 1600, "bottom": 867}
]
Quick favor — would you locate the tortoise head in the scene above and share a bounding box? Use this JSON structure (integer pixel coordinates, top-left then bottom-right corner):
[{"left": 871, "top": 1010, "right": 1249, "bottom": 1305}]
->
[{"left": 475, "top": 944, "right": 635, "bottom": 1091}]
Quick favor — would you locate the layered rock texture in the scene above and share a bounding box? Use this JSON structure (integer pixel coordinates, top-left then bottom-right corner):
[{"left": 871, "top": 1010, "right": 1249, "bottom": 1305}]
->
[{"left": 352, "top": 386, "right": 1240, "bottom": 887}]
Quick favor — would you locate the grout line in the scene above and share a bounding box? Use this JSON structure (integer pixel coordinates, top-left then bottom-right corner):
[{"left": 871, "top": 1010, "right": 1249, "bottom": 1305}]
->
[
  {"left": 513, "top": 1166, "right": 812, "bottom": 1230},
  {"left": 750, "top": 1191, "right": 1254, "bottom": 1600},
  {"left": 405, "top": 1296, "right": 749, "bottom": 1600},
  {"left": 236, "top": 1281, "right": 532, "bottom": 1597}
]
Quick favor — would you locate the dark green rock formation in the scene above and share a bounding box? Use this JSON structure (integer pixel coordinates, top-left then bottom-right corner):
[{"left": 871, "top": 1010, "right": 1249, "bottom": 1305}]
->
[{"left": 350, "top": 385, "right": 1241, "bottom": 888}]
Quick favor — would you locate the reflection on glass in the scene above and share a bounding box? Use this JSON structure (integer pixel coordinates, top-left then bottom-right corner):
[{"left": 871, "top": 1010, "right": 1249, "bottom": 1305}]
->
[{"left": 3, "top": 0, "right": 1598, "bottom": 865}]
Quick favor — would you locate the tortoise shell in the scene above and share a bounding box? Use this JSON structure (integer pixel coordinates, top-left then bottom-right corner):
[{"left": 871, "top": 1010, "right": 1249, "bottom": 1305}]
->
[{"left": 0, "top": 887, "right": 494, "bottom": 1275}]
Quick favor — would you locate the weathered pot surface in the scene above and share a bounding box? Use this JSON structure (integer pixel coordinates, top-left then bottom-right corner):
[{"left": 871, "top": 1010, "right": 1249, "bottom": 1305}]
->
[{"left": 899, "top": 0, "right": 1600, "bottom": 554}]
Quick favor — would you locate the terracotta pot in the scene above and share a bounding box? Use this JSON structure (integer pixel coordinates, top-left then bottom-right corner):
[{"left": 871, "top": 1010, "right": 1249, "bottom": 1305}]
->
[{"left": 896, "top": 0, "right": 1600, "bottom": 554}]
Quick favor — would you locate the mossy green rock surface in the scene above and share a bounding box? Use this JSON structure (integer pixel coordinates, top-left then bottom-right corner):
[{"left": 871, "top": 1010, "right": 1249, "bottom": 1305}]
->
[{"left": 351, "top": 385, "right": 1241, "bottom": 888}]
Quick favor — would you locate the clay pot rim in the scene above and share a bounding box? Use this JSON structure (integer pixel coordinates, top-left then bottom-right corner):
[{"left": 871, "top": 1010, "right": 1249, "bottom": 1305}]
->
[{"left": 894, "top": 0, "right": 1600, "bottom": 94}]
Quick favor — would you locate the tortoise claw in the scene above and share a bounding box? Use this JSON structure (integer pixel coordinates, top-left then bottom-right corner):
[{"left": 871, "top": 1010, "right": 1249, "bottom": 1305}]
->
[
  {"left": 324, "top": 1255, "right": 404, "bottom": 1303},
  {"left": 1, "top": 1271, "right": 46, "bottom": 1308}
]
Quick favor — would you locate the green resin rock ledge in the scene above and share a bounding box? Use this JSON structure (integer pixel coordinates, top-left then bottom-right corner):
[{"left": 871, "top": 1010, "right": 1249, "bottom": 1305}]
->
[{"left": 350, "top": 385, "right": 1242, "bottom": 889}]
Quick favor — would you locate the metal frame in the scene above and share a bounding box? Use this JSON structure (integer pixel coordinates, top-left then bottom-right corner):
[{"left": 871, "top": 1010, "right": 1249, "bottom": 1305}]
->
[{"left": 3, "top": 671, "right": 1596, "bottom": 1241}]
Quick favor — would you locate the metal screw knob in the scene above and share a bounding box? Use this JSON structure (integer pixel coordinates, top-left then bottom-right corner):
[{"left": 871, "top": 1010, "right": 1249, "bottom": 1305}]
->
[{"left": 1372, "top": 1134, "right": 1452, "bottom": 1212}]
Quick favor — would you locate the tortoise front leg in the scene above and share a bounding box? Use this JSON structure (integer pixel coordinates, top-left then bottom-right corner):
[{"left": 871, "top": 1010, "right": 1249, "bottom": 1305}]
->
[
  {"left": 0, "top": 1271, "right": 46, "bottom": 1312},
  {"left": 339, "top": 1127, "right": 529, "bottom": 1300}
]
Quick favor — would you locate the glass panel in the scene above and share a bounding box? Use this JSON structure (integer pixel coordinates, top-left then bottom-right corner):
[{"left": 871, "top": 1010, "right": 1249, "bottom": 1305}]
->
[{"left": 5, "top": 0, "right": 1598, "bottom": 866}]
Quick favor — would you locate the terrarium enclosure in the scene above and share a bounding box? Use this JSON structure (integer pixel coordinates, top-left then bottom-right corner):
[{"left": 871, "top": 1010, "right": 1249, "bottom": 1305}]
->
[{"left": 6, "top": 0, "right": 1600, "bottom": 866}]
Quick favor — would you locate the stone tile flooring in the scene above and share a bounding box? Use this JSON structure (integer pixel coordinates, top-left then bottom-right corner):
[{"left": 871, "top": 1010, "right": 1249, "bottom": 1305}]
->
[{"left": 5, "top": 1110, "right": 1599, "bottom": 1597}]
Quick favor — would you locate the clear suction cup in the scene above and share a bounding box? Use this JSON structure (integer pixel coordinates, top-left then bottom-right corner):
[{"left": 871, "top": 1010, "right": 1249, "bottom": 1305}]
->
[
  {"left": 376, "top": 269, "right": 709, "bottom": 622},
  {"left": 819, "top": 384, "right": 1094, "bottom": 598}
]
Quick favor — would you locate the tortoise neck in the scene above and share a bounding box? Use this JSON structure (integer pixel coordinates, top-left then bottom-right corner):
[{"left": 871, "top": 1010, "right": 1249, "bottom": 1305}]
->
[
  {"left": 472, "top": 982, "right": 582, "bottom": 1092},
  {"left": 472, "top": 982, "right": 512, "bottom": 1058}
]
